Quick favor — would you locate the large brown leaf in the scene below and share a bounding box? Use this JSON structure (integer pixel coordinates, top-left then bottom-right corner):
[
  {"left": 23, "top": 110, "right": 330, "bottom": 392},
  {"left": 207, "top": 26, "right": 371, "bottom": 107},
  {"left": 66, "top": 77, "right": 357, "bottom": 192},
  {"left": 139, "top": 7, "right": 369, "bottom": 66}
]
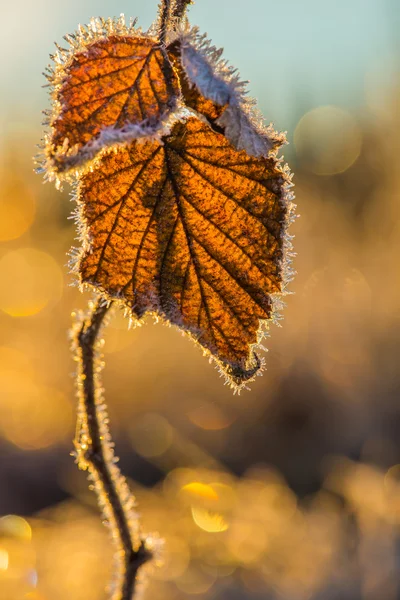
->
[
  {"left": 76, "top": 117, "right": 289, "bottom": 385},
  {"left": 47, "top": 35, "right": 179, "bottom": 174}
]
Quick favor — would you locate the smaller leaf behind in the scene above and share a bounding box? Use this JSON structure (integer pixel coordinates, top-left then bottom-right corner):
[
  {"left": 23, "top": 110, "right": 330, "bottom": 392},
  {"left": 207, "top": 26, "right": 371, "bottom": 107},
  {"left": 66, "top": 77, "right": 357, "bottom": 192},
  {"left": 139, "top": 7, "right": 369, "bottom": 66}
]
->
[
  {"left": 168, "top": 40, "right": 227, "bottom": 128},
  {"left": 172, "top": 27, "right": 286, "bottom": 157},
  {"left": 75, "top": 116, "right": 293, "bottom": 388}
]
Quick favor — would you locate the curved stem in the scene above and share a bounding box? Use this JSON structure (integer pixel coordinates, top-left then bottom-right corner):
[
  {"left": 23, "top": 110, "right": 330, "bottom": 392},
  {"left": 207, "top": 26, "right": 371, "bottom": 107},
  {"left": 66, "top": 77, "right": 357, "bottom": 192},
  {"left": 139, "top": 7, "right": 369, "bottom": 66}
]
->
[{"left": 72, "top": 297, "right": 150, "bottom": 600}]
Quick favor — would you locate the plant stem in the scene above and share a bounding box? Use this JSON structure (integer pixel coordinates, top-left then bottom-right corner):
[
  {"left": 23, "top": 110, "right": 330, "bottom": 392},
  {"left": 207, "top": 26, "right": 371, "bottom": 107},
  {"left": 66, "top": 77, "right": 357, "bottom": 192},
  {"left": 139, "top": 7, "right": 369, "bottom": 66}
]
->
[
  {"left": 159, "top": 0, "right": 172, "bottom": 45},
  {"left": 159, "top": 0, "right": 192, "bottom": 44},
  {"left": 72, "top": 297, "right": 150, "bottom": 600},
  {"left": 170, "top": 0, "right": 193, "bottom": 21}
]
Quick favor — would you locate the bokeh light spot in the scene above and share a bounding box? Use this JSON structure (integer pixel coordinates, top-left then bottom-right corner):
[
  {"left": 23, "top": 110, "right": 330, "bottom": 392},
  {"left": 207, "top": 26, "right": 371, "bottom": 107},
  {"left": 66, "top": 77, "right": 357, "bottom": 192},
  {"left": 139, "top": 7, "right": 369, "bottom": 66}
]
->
[
  {"left": 181, "top": 482, "right": 219, "bottom": 502},
  {"left": 186, "top": 402, "right": 235, "bottom": 430},
  {"left": 175, "top": 565, "right": 216, "bottom": 595},
  {"left": 0, "top": 382, "right": 73, "bottom": 450},
  {"left": 191, "top": 507, "right": 229, "bottom": 533},
  {"left": 0, "top": 346, "right": 34, "bottom": 379},
  {"left": 104, "top": 309, "right": 134, "bottom": 354},
  {"left": 129, "top": 413, "right": 173, "bottom": 458},
  {"left": 0, "top": 515, "right": 32, "bottom": 541},
  {"left": 0, "top": 174, "right": 36, "bottom": 241},
  {"left": 25, "top": 593, "right": 46, "bottom": 600},
  {"left": 385, "top": 464, "right": 400, "bottom": 486},
  {"left": 0, "top": 548, "right": 9, "bottom": 570},
  {"left": 294, "top": 106, "right": 362, "bottom": 175},
  {"left": 0, "top": 248, "right": 63, "bottom": 317},
  {"left": 152, "top": 536, "right": 190, "bottom": 581}
]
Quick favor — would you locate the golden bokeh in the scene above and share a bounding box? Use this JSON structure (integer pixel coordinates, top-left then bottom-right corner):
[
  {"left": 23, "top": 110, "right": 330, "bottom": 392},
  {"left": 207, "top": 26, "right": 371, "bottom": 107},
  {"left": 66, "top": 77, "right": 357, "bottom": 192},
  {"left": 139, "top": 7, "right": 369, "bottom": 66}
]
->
[
  {"left": 0, "top": 248, "right": 63, "bottom": 317},
  {"left": 0, "top": 173, "right": 36, "bottom": 241},
  {"left": 191, "top": 507, "right": 229, "bottom": 533},
  {"left": 186, "top": 402, "right": 235, "bottom": 430},
  {"left": 24, "top": 593, "right": 46, "bottom": 600},
  {"left": 180, "top": 482, "right": 219, "bottom": 503},
  {"left": 175, "top": 565, "right": 216, "bottom": 595},
  {"left": 294, "top": 105, "right": 362, "bottom": 175},
  {"left": 0, "top": 349, "right": 72, "bottom": 450},
  {"left": 0, "top": 549, "right": 8, "bottom": 571},
  {"left": 1, "top": 461, "right": 400, "bottom": 599},
  {"left": 0, "top": 6, "right": 399, "bottom": 600},
  {"left": 152, "top": 536, "right": 190, "bottom": 581},
  {"left": 0, "top": 346, "right": 35, "bottom": 379},
  {"left": 0, "top": 379, "right": 73, "bottom": 450},
  {"left": 0, "top": 516, "right": 32, "bottom": 542},
  {"left": 0, "top": 513, "right": 36, "bottom": 599},
  {"left": 385, "top": 464, "right": 400, "bottom": 489},
  {"left": 129, "top": 413, "right": 173, "bottom": 458},
  {"left": 103, "top": 309, "right": 134, "bottom": 354}
]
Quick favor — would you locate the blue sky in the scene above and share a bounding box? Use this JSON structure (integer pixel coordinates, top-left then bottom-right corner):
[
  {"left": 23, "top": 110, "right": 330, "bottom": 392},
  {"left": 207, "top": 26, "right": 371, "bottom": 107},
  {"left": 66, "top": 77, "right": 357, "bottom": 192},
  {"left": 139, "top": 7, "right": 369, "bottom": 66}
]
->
[{"left": 0, "top": 0, "right": 398, "bottom": 138}]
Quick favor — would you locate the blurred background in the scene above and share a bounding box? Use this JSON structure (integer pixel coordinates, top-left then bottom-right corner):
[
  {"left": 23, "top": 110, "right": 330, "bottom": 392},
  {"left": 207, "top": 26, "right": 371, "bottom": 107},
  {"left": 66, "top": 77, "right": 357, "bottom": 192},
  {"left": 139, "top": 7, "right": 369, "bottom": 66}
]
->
[{"left": 0, "top": 1, "right": 399, "bottom": 599}]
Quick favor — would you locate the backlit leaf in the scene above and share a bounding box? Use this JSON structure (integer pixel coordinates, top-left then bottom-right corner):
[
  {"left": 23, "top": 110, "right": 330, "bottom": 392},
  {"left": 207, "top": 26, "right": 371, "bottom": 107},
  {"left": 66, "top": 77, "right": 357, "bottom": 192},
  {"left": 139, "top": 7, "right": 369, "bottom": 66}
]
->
[
  {"left": 44, "top": 18, "right": 180, "bottom": 176},
  {"left": 75, "top": 116, "right": 293, "bottom": 387},
  {"left": 39, "top": 11, "right": 296, "bottom": 387}
]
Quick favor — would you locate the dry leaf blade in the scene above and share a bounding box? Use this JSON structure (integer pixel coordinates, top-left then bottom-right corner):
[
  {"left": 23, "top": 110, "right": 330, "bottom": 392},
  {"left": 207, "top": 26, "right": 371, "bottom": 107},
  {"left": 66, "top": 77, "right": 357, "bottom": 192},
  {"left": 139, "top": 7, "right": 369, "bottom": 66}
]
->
[{"left": 76, "top": 117, "right": 290, "bottom": 386}]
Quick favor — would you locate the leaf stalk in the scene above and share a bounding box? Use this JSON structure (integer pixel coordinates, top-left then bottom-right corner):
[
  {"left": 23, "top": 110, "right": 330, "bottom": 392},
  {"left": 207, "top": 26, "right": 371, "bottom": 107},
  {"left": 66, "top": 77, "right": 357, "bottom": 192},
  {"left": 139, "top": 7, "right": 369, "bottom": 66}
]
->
[
  {"left": 159, "top": 0, "right": 193, "bottom": 44},
  {"left": 72, "top": 297, "right": 150, "bottom": 600}
]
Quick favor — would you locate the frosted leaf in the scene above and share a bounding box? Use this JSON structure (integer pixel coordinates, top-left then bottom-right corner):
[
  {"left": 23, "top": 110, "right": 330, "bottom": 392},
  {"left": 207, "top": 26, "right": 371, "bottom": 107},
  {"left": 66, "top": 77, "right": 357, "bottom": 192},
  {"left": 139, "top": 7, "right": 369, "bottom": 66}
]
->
[
  {"left": 75, "top": 115, "right": 294, "bottom": 389},
  {"left": 177, "top": 26, "right": 286, "bottom": 157},
  {"left": 41, "top": 121, "right": 171, "bottom": 184},
  {"left": 40, "top": 15, "right": 180, "bottom": 180},
  {"left": 180, "top": 39, "right": 232, "bottom": 106},
  {"left": 217, "top": 103, "right": 282, "bottom": 157}
]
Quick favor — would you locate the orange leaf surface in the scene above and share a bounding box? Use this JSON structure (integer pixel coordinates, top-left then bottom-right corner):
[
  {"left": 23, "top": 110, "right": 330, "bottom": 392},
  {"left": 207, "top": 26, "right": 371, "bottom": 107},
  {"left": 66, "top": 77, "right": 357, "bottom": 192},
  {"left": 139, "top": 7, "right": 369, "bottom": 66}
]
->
[
  {"left": 76, "top": 117, "right": 290, "bottom": 386},
  {"left": 47, "top": 34, "right": 179, "bottom": 174}
]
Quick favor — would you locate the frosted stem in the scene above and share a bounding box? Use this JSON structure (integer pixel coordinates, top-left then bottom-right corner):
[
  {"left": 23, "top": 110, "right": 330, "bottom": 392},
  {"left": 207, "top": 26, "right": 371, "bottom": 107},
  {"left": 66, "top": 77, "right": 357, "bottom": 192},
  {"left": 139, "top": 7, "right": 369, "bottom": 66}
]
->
[
  {"left": 159, "top": 0, "right": 172, "bottom": 45},
  {"left": 72, "top": 297, "right": 150, "bottom": 600},
  {"left": 170, "top": 0, "right": 193, "bottom": 20},
  {"left": 159, "top": 0, "right": 192, "bottom": 44}
]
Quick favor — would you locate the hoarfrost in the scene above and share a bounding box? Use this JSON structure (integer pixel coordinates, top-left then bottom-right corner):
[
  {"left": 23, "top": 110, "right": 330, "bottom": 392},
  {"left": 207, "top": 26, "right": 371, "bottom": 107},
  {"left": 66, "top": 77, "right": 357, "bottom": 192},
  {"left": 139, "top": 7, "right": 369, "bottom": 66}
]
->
[{"left": 177, "top": 25, "right": 286, "bottom": 157}]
